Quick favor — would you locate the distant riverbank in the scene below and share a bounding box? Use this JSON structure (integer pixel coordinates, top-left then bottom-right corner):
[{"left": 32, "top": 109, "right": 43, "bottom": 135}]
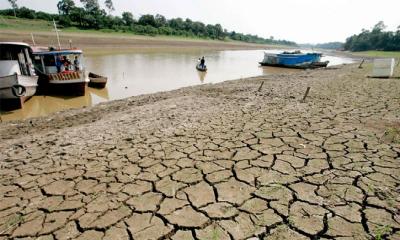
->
[{"left": 0, "top": 17, "right": 293, "bottom": 55}]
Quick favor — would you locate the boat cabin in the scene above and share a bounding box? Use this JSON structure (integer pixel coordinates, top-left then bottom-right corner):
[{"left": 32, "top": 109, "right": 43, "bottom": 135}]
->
[
  {"left": 0, "top": 42, "right": 36, "bottom": 78},
  {"left": 32, "top": 48, "right": 84, "bottom": 75}
]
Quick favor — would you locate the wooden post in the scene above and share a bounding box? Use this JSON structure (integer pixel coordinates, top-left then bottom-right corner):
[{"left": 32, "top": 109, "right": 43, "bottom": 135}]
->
[
  {"left": 301, "top": 87, "right": 311, "bottom": 102},
  {"left": 358, "top": 59, "right": 365, "bottom": 69},
  {"left": 396, "top": 58, "right": 400, "bottom": 67},
  {"left": 257, "top": 81, "right": 264, "bottom": 92}
]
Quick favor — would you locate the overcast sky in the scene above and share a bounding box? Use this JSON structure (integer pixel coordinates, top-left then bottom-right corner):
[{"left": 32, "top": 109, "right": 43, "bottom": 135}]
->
[{"left": 1, "top": 0, "right": 399, "bottom": 43}]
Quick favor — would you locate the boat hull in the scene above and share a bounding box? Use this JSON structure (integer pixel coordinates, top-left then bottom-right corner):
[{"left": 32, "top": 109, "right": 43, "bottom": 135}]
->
[
  {"left": 46, "top": 81, "right": 87, "bottom": 96},
  {"left": 260, "top": 52, "right": 327, "bottom": 69},
  {"left": 37, "top": 71, "right": 87, "bottom": 96},
  {"left": 259, "top": 61, "right": 329, "bottom": 69},
  {"left": 88, "top": 80, "right": 107, "bottom": 88},
  {"left": 0, "top": 74, "right": 38, "bottom": 110},
  {"left": 88, "top": 72, "right": 107, "bottom": 88},
  {"left": 0, "top": 74, "right": 38, "bottom": 99}
]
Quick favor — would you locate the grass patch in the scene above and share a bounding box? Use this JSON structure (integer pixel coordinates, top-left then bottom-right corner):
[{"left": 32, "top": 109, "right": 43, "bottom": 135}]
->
[
  {"left": 383, "top": 127, "right": 400, "bottom": 144},
  {"left": 352, "top": 51, "right": 400, "bottom": 58},
  {"left": 374, "top": 225, "right": 392, "bottom": 240},
  {"left": 0, "top": 16, "right": 54, "bottom": 31}
]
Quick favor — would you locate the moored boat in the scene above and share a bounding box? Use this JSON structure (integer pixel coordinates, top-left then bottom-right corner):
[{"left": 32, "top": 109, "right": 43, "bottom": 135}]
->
[
  {"left": 259, "top": 51, "right": 329, "bottom": 69},
  {"left": 196, "top": 63, "right": 207, "bottom": 72},
  {"left": 0, "top": 42, "right": 38, "bottom": 110},
  {"left": 32, "top": 47, "right": 87, "bottom": 96},
  {"left": 88, "top": 72, "right": 107, "bottom": 88}
]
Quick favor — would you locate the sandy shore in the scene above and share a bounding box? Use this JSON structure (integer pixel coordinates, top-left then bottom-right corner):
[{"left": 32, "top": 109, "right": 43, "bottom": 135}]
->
[{"left": 0, "top": 64, "right": 399, "bottom": 239}]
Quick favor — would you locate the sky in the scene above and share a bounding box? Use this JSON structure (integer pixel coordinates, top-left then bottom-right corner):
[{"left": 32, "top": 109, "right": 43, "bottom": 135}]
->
[{"left": 1, "top": 0, "right": 399, "bottom": 44}]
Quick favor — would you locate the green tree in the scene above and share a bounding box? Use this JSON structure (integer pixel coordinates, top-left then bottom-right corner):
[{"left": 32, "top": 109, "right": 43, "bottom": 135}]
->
[
  {"left": 168, "top": 18, "right": 184, "bottom": 30},
  {"left": 69, "top": 7, "right": 86, "bottom": 27},
  {"left": 344, "top": 21, "right": 400, "bottom": 51},
  {"left": 372, "top": 21, "right": 386, "bottom": 33},
  {"left": 104, "top": 0, "right": 115, "bottom": 14},
  {"left": 57, "top": 0, "right": 75, "bottom": 15},
  {"left": 80, "top": 0, "right": 100, "bottom": 13},
  {"left": 138, "top": 14, "right": 156, "bottom": 27},
  {"left": 155, "top": 14, "right": 166, "bottom": 27},
  {"left": 122, "top": 12, "right": 134, "bottom": 26},
  {"left": 8, "top": 0, "right": 18, "bottom": 17}
]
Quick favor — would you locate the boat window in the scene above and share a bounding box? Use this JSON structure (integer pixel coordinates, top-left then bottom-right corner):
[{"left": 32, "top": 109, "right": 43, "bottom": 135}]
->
[
  {"left": 33, "top": 55, "right": 44, "bottom": 73},
  {"left": 0, "top": 46, "right": 16, "bottom": 61},
  {"left": 24, "top": 48, "right": 35, "bottom": 76},
  {"left": 18, "top": 52, "right": 29, "bottom": 76},
  {"left": 43, "top": 55, "right": 56, "bottom": 66}
]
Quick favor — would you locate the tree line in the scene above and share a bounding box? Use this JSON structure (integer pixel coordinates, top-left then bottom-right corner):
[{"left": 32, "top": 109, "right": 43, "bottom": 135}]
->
[
  {"left": 300, "top": 42, "right": 344, "bottom": 50},
  {"left": 1, "top": 0, "right": 296, "bottom": 46},
  {"left": 344, "top": 21, "right": 400, "bottom": 51}
]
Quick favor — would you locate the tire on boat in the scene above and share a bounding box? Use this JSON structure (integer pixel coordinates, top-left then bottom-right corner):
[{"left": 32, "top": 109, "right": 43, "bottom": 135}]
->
[{"left": 11, "top": 84, "right": 26, "bottom": 97}]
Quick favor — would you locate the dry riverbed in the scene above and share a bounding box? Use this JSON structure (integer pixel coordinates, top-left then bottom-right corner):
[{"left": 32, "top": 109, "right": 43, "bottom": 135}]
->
[
  {"left": 0, "top": 64, "right": 399, "bottom": 239},
  {"left": 0, "top": 29, "right": 274, "bottom": 55}
]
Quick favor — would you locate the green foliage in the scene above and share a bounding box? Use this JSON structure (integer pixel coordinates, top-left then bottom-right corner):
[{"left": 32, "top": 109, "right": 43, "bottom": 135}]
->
[
  {"left": 138, "top": 14, "right": 157, "bottom": 27},
  {"left": 104, "top": 0, "right": 115, "bottom": 13},
  {"left": 80, "top": 0, "right": 100, "bottom": 13},
  {"left": 344, "top": 21, "right": 400, "bottom": 51},
  {"left": 57, "top": 0, "right": 75, "bottom": 15},
  {"left": 374, "top": 225, "right": 392, "bottom": 240},
  {"left": 122, "top": 12, "right": 134, "bottom": 26},
  {"left": 8, "top": 0, "right": 18, "bottom": 17},
  {"left": 0, "top": 4, "right": 297, "bottom": 46}
]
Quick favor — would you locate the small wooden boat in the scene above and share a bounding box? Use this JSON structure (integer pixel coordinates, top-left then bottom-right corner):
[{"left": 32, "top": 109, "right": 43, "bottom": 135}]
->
[
  {"left": 196, "top": 64, "right": 207, "bottom": 72},
  {"left": 309, "top": 61, "right": 329, "bottom": 69},
  {"left": 88, "top": 72, "right": 107, "bottom": 88}
]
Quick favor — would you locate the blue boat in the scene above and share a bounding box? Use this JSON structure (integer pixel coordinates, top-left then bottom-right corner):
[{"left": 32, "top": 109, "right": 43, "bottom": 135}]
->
[{"left": 259, "top": 51, "right": 328, "bottom": 69}]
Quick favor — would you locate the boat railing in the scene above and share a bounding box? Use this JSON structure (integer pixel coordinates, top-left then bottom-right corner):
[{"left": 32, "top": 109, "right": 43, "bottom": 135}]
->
[{"left": 49, "top": 71, "right": 81, "bottom": 81}]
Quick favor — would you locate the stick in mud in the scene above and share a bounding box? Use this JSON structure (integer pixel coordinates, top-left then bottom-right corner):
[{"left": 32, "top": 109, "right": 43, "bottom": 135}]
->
[
  {"left": 301, "top": 87, "right": 311, "bottom": 103},
  {"left": 358, "top": 59, "right": 365, "bottom": 69},
  {"left": 257, "top": 81, "right": 264, "bottom": 92}
]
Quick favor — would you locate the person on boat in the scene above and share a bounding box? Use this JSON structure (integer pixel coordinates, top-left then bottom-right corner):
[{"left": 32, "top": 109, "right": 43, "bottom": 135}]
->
[
  {"left": 55, "top": 56, "right": 63, "bottom": 73},
  {"left": 200, "top": 56, "right": 205, "bottom": 68},
  {"left": 62, "top": 56, "right": 71, "bottom": 71},
  {"left": 74, "top": 56, "right": 80, "bottom": 71}
]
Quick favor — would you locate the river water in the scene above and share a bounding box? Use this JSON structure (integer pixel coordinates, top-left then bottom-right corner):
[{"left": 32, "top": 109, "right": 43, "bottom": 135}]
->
[{"left": 0, "top": 49, "right": 354, "bottom": 121}]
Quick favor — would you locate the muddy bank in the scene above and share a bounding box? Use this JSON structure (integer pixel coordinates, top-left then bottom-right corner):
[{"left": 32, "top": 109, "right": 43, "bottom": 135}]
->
[
  {"left": 0, "top": 64, "right": 399, "bottom": 239},
  {"left": 0, "top": 29, "right": 285, "bottom": 54}
]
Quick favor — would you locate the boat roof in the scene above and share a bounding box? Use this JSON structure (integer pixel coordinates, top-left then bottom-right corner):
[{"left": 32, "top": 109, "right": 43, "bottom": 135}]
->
[
  {"left": 0, "top": 42, "right": 31, "bottom": 48},
  {"left": 265, "top": 52, "right": 322, "bottom": 56},
  {"left": 32, "top": 47, "right": 83, "bottom": 55}
]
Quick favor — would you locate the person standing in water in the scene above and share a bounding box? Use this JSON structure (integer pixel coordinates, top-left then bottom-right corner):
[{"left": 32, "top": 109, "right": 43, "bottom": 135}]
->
[{"left": 200, "top": 56, "right": 205, "bottom": 68}]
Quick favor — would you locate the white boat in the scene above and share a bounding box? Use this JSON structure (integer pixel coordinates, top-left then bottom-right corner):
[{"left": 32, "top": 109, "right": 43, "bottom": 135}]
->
[
  {"left": 0, "top": 42, "right": 38, "bottom": 109},
  {"left": 32, "top": 47, "right": 87, "bottom": 96}
]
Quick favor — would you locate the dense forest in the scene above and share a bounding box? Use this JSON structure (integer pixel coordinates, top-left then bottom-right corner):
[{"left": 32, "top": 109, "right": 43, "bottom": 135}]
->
[
  {"left": 344, "top": 21, "right": 400, "bottom": 51},
  {"left": 1, "top": 0, "right": 296, "bottom": 46}
]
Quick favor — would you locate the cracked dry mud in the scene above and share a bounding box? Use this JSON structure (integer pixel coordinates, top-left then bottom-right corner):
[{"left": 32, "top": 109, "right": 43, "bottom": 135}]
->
[{"left": 0, "top": 64, "right": 399, "bottom": 239}]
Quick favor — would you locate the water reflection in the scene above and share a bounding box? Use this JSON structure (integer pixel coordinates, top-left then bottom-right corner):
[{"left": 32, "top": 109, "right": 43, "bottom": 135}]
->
[
  {"left": 197, "top": 71, "right": 207, "bottom": 83},
  {"left": 1, "top": 49, "right": 354, "bottom": 121},
  {"left": 90, "top": 87, "right": 109, "bottom": 101}
]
